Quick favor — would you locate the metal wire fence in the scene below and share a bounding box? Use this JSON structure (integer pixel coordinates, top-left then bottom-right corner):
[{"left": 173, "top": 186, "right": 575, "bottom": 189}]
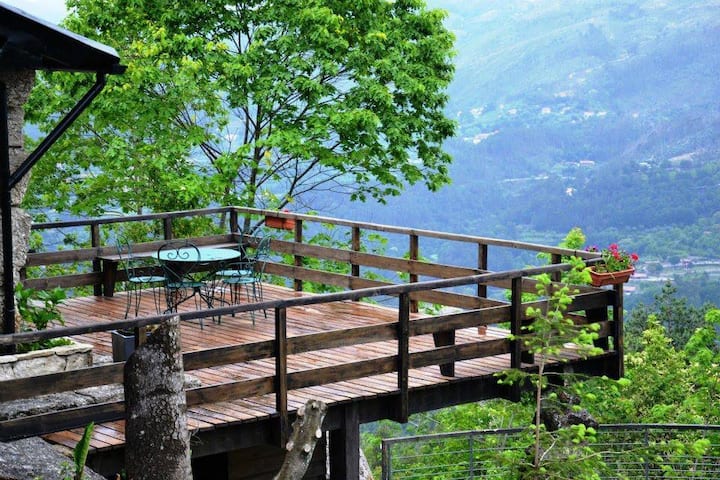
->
[{"left": 382, "top": 424, "right": 720, "bottom": 479}]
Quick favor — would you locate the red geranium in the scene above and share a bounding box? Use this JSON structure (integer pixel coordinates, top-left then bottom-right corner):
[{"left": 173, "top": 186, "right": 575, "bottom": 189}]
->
[{"left": 586, "top": 243, "right": 639, "bottom": 273}]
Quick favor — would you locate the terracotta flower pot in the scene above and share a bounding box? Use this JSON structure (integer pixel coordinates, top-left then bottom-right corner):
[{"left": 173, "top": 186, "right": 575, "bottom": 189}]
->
[{"left": 589, "top": 267, "right": 635, "bottom": 287}]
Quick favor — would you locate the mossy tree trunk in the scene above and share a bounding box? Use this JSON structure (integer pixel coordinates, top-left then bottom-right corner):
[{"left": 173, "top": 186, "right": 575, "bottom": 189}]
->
[{"left": 124, "top": 316, "right": 192, "bottom": 480}]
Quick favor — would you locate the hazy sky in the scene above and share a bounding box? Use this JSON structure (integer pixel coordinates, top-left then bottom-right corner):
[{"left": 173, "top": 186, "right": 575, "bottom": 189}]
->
[{"left": 3, "top": 0, "right": 67, "bottom": 23}]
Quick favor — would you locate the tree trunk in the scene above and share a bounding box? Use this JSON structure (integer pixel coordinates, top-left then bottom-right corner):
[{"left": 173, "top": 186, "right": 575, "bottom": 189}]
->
[
  {"left": 124, "top": 317, "right": 192, "bottom": 480},
  {"left": 273, "top": 400, "right": 328, "bottom": 480}
]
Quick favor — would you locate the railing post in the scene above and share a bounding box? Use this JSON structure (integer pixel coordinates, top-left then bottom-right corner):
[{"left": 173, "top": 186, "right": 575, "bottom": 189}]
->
[
  {"left": 397, "top": 293, "right": 410, "bottom": 423},
  {"left": 91, "top": 223, "right": 102, "bottom": 296},
  {"left": 229, "top": 208, "right": 238, "bottom": 233},
  {"left": 350, "top": 225, "right": 361, "bottom": 302},
  {"left": 509, "top": 276, "right": 523, "bottom": 401},
  {"left": 275, "top": 306, "right": 289, "bottom": 446},
  {"left": 351, "top": 225, "right": 360, "bottom": 280},
  {"left": 550, "top": 253, "right": 562, "bottom": 283},
  {"left": 163, "top": 217, "right": 173, "bottom": 240},
  {"left": 293, "top": 219, "right": 303, "bottom": 292},
  {"left": 469, "top": 434, "right": 475, "bottom": 479},
  {"left": 613, "top": 283, "right": 625, "bottom": 378},
  {"left": 478, "top": 243, "right": 488, "bottom": 299},
  {"left": 381, "top": 439, "right": 392, "bottom": 480},
  {"left": 409, "top": 234, "right": 419, "bottom": 313}
]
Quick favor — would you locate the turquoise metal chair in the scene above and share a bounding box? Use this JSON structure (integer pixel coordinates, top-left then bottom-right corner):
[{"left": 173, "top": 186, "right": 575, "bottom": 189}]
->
[{"left": 116, "top": 238, "right": 165, "bottom": 319}]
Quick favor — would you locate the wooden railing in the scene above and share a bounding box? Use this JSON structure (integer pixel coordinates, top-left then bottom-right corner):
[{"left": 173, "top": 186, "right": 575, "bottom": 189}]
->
[
  {"left": 21, "top": 206, "right": 599, "bottom": 303},
  {"left": 0, "top": 207, "right": 620, "bottom": 443}
]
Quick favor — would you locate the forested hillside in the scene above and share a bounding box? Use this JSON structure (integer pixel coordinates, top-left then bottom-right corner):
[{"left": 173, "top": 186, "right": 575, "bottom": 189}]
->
[{"left": 337, "top": 0, "right": 720, "bottom": 308}]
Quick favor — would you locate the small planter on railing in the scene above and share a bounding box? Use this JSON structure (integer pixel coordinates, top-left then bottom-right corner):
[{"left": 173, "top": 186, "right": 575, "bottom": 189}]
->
[
  {"left": 586, "top": 243, "right": 638, "bottom": 287},
  {"left": 265, "top": 211, "right": 295, "bottom": 230},
  {"left": 589, "top": 267, "right": 635, "bottom": 287}
]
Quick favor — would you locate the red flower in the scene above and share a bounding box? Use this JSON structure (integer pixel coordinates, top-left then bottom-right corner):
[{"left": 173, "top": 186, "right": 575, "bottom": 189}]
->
[{"left": 592, "top": 242, "right": 639, "bottom": 273}]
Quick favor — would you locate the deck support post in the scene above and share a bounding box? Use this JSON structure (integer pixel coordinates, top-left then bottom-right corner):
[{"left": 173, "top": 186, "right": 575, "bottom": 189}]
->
[
  {"left": 432, "top": 330, "right": 456, "bottom": 377},
  {"left": 509, "top": 276, "right": 524, "bottom": 402},
  {"left": 275, "top": 307, "right": 289, "bottom": 446},
  {"left": 612, "top": 283, "right": 625, "bottom": 378},
  {"left": 329, "top": 403, "right": 360, "bottom": 480},
  {"left": 587, "top": 306, "right": 609, "bottom": 351},
  {"left": 397, "top": 293, "right": 410, "bottom": 423}
]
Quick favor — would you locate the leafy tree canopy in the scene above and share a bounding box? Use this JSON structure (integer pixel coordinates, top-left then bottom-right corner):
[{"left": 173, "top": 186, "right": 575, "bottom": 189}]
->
[{"left": 24, "top": 0, "right": 456, "bottom": 217}]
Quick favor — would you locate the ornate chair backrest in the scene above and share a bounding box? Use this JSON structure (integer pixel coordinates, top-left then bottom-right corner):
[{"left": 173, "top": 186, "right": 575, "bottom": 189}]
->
[
  {"left": 253, "top": 236, "right": 271, "bottom": 261},
  {"left": 116, "top": 238, "right": 138, "bottom": 279},
  {"left": 157, "top": 240, "right": 202, "bottom": 284}
]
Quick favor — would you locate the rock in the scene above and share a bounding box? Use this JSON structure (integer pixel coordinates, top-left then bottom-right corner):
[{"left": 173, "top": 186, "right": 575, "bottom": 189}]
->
[
  {"left": 539, "top": 390, "right": 598, "bottom": 432},
  {"left": 0, "top": 437, "right": 105, "bottom": 480}
]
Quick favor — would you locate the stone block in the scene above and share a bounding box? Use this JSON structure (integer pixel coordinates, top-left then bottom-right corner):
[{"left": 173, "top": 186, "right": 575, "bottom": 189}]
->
[
  {"left": 0, "top": 362, "right": 14, "bottom": 381},
  {"left": 54, "top": 341, "right": 93, "bottom": 356},
  {"left": 12, "top": 353, "right": 66, "bottom": 378},
  {"left": 65, "top": 352, "right": 93, "bottom": 371}
]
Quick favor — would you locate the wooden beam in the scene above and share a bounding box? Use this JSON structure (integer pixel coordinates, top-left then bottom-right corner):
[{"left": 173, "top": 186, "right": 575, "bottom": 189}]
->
[
  {"left": 397, "top": 293, "right": 410, "bottom": 423},
  {"left": 329, "top": 403, "right": 360, "bottom": 480},
  {"left": 275, "top": 307, "right": 289, "bottom": 446}
]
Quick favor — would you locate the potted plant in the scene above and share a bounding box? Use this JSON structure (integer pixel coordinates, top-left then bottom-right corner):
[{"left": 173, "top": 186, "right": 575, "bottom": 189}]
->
[
  {"left": 586, "top": 243, "right": 639, "bottom": 287},
  {"left": 111, "top": 328, "right": 137, "bottom": 362},
  {"left": 111, "top": 326, "right": 156, "bottom": 362}
]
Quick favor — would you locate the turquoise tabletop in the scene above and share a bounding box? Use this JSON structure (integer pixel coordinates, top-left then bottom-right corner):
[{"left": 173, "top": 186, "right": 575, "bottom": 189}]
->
[{"left": 157, "top": 247, "right": 240, "bottom": 263}]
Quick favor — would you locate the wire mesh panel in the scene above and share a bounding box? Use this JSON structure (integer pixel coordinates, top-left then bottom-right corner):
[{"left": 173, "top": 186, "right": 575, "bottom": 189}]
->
[{"left": 382, "top": 425, "right": 720, "bottom": 480}]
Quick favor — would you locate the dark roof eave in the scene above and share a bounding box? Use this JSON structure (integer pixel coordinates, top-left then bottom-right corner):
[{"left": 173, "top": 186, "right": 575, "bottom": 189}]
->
[{"left": 0, "top": 1, "right": 124, "bottom": 75}]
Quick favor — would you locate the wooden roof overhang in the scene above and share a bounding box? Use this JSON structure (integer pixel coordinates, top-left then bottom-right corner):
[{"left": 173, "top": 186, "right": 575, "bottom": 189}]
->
[{"left": 0, "top": 1, "right": 125, "bottom": 347}]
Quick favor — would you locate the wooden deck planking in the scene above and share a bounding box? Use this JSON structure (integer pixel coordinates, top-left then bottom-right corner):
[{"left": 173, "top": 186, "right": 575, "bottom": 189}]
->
[{"left": 42, "top": 283, "right": 556, "bottom": 453}]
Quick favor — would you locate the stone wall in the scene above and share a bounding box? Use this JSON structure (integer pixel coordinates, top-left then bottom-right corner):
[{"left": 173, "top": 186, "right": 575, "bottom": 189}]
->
[
  {"left": 0, "top": 341, "right": 93, "bottom": 381},
  {"left": 0, "top": 70, "right": 36, "bottom": 330}
]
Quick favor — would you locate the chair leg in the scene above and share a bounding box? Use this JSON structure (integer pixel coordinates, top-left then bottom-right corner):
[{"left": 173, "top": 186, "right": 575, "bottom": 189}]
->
[
  {"left": 254, "top": 280, "right": 267, "bottom": 318},
  {"left": 123, "top": 283, "right": 132, "bottom": 319},
  {"left": 133, "top": 285, "right": 143, "bottom": 317},
  {"left": 152, "top": 284, "right": 163, "bottom": 315},
  {"left": 242, "top": 283, "right": 255, "bottom": 326}
]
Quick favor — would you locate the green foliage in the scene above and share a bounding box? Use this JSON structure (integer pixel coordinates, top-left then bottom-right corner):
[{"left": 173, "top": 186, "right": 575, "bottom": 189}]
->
[
  {"left": 495, "top": 271, "right": 603, "bottom": 478},
  {"left": 73, "top": 422, "right": 95, "bottom": 480},
  {"left": 25, "top": 0, "right": 456, "bottom": 218},
  {"left": 59, "top": 422, "right": 95, "bottom": 480},
  {"left": 15, "top": 283, "right": 66, "bottom": 332},
  {"left": 15, "top": 284, "right": 70, "bottom": 353},
  {"left": 625, "top": 282, "right": 713, "bottom": 352}
]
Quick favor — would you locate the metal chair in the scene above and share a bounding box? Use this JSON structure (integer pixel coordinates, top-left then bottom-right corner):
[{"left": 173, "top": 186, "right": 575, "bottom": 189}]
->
[
  {"left": 116, "top": 238, "right": 165, "bottom": 319},
  {"left": 158, "top": 240, "right": 213, "bottom": 328},
  {"left": 218, "top": 236, "right": 271, "bottom": 323},
  {"left": 219, "top": 259, "right": 259, "bottom": 324}
]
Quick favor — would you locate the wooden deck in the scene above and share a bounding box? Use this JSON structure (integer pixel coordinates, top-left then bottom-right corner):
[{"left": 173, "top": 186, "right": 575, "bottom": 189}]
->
[
  {"left": 40, "top": 281, "right": 607, "bottom": 460},
  {"left": 45, "top": 283, "right": 511, "bottom": 452},
  {"left": 2, "top": 207, "right": 622, "bottom": 478}
]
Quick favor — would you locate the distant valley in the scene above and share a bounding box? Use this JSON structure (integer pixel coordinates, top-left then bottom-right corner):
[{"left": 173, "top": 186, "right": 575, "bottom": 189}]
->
[{"left": 332, "top": 0, "right": 720, "bottom": 308}]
